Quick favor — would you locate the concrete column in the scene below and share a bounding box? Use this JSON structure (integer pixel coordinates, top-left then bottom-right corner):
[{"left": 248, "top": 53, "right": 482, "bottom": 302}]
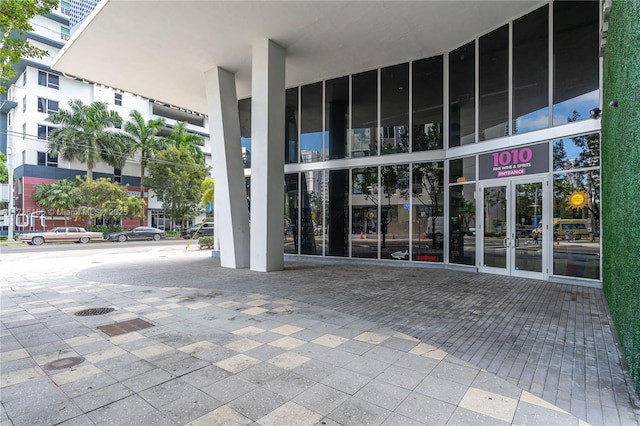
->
[
  {"left": 250, "top": 39, "right": 285, "bottom": 272},
  {"left": 204, "top": 67, "right": 250, "bottom": 269}
]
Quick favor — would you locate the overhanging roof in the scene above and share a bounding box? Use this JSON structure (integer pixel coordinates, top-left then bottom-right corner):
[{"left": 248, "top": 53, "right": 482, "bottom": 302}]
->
[{"left": 52, "top": 0, "right": 544, "bottom": 114}]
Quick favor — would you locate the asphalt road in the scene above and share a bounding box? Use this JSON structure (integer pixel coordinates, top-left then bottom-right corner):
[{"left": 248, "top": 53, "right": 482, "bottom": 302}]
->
[{"left": 0, "top": 238, "right": 192, "bottom": 256}]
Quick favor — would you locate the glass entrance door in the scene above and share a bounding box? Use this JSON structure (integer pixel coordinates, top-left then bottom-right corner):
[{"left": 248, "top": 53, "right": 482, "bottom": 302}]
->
[{"left": 480, "top": 177, "right": 547, "bottom": 279}]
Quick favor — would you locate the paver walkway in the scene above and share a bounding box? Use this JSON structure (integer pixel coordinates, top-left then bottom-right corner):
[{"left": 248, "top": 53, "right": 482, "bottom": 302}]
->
[{"left": 1, "top": 247, "right": 638, "bottom": 425}]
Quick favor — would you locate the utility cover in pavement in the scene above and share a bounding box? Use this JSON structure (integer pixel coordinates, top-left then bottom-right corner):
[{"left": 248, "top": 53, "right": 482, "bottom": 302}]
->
[
  {"left": 74, "top": 307, "right": 115, "bottom": 316},
  {"left": 98, "top": 318, "right": 154, "bottom": 336}
]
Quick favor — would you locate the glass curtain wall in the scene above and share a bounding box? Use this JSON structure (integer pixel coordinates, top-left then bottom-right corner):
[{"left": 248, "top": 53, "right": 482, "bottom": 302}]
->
[
  {"left": 351, "top": 167, "right": 378, "bottom": 258},
  {"left": 552, "top": 0, "right": 599, "bottom": 125},
  {"left": 351, "top": 71, "right": 378, "bottom": 157},
  {"left": 449, "top": 41, "right": 475, "bottom": 147},
  {"left": 380, "top": 165, "right": 410, "bottom": 259},
  {"left": 285, "top": 88, "right": 299, "bottom": 164},
  {"left": 301, "top": 83, "right": 324, "bottom": 162},
  {"left": 412, "top": 56, "right": 443, "bottom": 151},
  {"left": 552, "top": 134, "right": 600, "bottom": 279},
  {"left": 284, "top": 173, "right": 298, "bottom": 254},
  {"left": 449, "top": 157, "right": 476, "bottom": 265},
  {"left": 328, "top": 169, "right": 349, "bottom": 257},
  {"left": 412, "top": 161, "right": 444, "bottom": 262},
  {"left": 266, "top": 2, "right": 601, "bottom": 280},
  {"left": 513, "top": 5, "right": 548, "bottom": 134},
  {"left": 238, "top": 98, "right": 252, "bottom": 168},
  {"left": 326, "top": 77, "right": 349, "bottom": 160},
  {"left": 479, "top": 25, "right": 509, "bottom": 141},
  {"left": 301, "top": 170, "right": 322, "bottom": 255},
  {"left": 380, "top": 63, "right": 409, "bottom": 154}
]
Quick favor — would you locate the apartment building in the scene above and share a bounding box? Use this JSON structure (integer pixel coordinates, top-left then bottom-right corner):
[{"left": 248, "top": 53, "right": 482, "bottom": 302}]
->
[{"left": 1, "top": 2, "right": 213, "bottom": 233}]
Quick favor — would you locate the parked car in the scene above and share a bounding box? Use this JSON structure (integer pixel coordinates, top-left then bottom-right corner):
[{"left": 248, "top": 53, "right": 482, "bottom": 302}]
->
[
  {"left": 182, "top": 222, "right": 214, "bottom": 239},
  {"left": 19, "top": 227, "right": 104, "bottom": 245},
  {"left": 108, "top": 226, "right": 166, "bottom": 242}
]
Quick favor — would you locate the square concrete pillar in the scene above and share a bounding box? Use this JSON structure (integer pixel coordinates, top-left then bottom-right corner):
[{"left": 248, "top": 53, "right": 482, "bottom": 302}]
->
[
  {"left": 250, "top": 39, "right": 285, "bottom": 272},
  {"left": 204, "top": 67, "right": 250, "bottom": 269}
]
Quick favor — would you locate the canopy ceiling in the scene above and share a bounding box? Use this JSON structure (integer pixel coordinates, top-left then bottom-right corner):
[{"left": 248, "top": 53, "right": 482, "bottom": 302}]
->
[{"left": 53, "top": 0, "right": 544, "bottom": 114}]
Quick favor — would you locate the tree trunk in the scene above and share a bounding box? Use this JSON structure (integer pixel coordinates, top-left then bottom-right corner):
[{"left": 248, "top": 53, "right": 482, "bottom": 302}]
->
[{"left": 140, "top": 164, "right": 145, "bottom": 226}]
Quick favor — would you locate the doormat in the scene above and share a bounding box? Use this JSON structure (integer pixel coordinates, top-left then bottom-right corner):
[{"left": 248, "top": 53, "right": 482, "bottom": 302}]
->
[{"left": 98, "top": 318, "right": 154, "bottom": 336}]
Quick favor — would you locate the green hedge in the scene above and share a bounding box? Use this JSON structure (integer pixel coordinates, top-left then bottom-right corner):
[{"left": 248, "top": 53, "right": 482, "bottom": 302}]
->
[{"left": 602, "top": 0, "right": 640, "bottom": 398}]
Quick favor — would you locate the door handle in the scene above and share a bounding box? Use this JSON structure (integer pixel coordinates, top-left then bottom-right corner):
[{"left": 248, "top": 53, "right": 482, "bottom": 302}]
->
[
  {"left": 512, "top": 233, "right": 519, "bottom": 247},
  {"left": 503, "top": 237, "right": 510, "bottom": 248}
]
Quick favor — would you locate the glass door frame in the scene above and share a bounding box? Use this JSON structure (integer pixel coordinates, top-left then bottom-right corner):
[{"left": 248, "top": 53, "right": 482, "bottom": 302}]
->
[{"left": 478, "top": 175, "right": 549, "bottom": 280}]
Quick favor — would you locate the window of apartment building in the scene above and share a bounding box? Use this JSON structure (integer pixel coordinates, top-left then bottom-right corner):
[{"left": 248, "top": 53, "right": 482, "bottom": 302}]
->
[
  {"left": 114, "top": 93, "right": 122, "bottom": 106},
  {"left": 22, "top": 123, "right": 26, "bottom": 139},
  {"left": 37, "top": 124, "right": 55, "bottom": 140},
  {"left": 60, "top": 0, "right": 70, "bottom": 15},
  {"left": 114, "top": 168, "right": 122, "bottom": 183},
  {"left": 37, "top": 152, "right": 58, "bottom": 167},
  {"left": 23, "top": 96, "right": 27, "bottom": 112},
  {"left": 61, "top": 26, "right": 70, "bottom": 41},
  {"left": 38, "top": 71, "right": 60, "bottom": 89},
  {"left": 37, "top": 97, "right": 59, "bottom": 113}
]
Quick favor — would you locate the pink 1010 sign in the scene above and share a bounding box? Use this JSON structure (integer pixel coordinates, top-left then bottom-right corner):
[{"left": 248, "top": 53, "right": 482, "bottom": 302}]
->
[
  {"left": 479, "top": 143, "right": 549, "bottom": 180},
  {"left": 492, "top": 147, "right": 532, "bottom": 168}
]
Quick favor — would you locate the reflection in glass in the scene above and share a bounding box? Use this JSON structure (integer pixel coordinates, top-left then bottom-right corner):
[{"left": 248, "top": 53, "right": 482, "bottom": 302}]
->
[
  {"left": 553, "top": 171, "right": 600, "bottom": 279},
  {"left": 479, "top": 25, "right": 509, "bottom": 141},
  {"left": 513, "top": 5, "right": 549, "bottom": 134},
  {"left": 553, "top": 133, "right": 600, "bottom": 171},
  {"left": 450, "top": 184, "right": 476, "bottom": 265},
  {"left": 285, "top": 88, "right": 298, "bottom": 164},
  {"left": 483, "top": 186, "right": 507, "bottom": 268},
  {"left": 381, "top": 63, "right": 409, "bottom": 154},
  {"left": 326, "top": 77, "right": 349, "bottom": 159},
  {"left": 284, "top": 173, "right": 298, "bottom": 254},
  {"left": 328, "top": 169, "right": 348, "bottom": 257},
  {"left": 351, "top": 167, "right": 378, "bottom": 258},
  {"left": 553, "top": 1, "right": 599, "bottom": 126},
  {"left": 514, "top": 182, "right": 543, "bottom": 272},
  {"left": 449, "top": 157, "right": 476, "bottom": 184},
  {"left": 238, "top": 98, "right": 251, "bottom": 168},
  {"left": 351, "top": 71, "right": 378, "bottom": 157},
  {"left": 301, "top": 83, "right": 323, "bottom": 162},
  {"left": 380, "top": 165, "right": 410, "bottom": 260},
  {"left": 412, "top": 56, "right": 443, "bottom": 151},
  {"left": 301, "top": 170, "right": 323, "bottom": 255},
  {"left": 449, "top": 41, "right": 475, "bottom": 147},
  {"left": 412, "top": 162, "right": 444, "bottom": 262}
]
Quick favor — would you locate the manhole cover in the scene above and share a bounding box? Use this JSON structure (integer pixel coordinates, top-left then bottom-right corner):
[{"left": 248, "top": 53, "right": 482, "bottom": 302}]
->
[
  {"left": 74, "top": 307, "right": 115, "bottom": 316},
  {"left": 44, "top": 357, "right": 85, "bottom": 370}
]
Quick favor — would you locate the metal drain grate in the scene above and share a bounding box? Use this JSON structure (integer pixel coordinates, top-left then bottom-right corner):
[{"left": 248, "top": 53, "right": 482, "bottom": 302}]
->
[
  {"left": 74, "top": 307, "right": 115, "bottom": 316},
  {"left": 98, "top": 318, "right": 154, "bottom": 337}
]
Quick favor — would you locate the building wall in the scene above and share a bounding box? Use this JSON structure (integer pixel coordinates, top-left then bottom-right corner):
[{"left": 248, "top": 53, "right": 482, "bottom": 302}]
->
[
  {"left": 276, "top": 1, "right": 602, "bottom": 283},
  {"left": 602, "top": 0, "right": 640, "bottom": 398}
]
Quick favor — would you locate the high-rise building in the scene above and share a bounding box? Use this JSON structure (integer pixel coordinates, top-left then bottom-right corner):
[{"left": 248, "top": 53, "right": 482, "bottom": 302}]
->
[{"left": 68, "top": 0, "right": 99, "bottom": 29}]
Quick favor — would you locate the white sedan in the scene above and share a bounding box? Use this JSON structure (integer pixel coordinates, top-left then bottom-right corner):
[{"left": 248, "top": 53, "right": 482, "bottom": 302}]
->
[{"left": 19, "top": 227, "right": 104, "bottom": 245}]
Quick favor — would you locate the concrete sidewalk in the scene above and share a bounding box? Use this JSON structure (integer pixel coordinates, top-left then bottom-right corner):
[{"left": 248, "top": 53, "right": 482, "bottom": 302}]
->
[{"left": 1, "top": 248, "right": 638, "bottom": 425}]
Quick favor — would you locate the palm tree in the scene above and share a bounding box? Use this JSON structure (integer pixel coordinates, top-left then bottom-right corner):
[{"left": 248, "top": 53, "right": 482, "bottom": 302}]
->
[
  {"left": 122, "top": 110, "right": 166, "bottom": 225},
  {"left": 32, "top": 179, "right": 81, "bottom": 226},
  {"left": 164, "top": 121, "right": 204, "bottom": 163},
  {"left": 47, "top": 99, "right": 125, "bottom": 179},
  {"left": 201, "top": 178, "right": 214, "bottom": 216}
]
